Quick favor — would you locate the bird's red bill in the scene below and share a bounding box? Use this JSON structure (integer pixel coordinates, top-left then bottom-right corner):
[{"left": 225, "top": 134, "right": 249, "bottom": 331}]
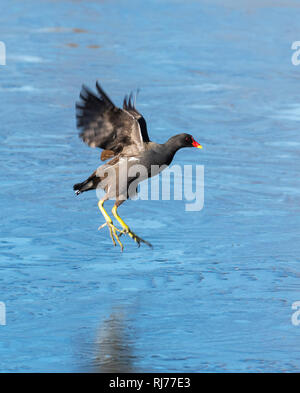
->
[{"left": 192, "top": 138, "right": 203, "bottom": 149}]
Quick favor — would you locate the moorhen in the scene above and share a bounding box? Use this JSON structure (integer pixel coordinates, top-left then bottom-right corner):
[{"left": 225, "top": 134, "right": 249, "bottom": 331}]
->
[{"left": 74, "top": 81, "right": 202, "bottom": 251}]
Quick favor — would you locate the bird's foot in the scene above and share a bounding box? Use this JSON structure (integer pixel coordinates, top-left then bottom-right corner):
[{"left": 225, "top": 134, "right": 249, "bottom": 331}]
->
[
  {"left": 122, "top": 227, "right": 153, "bottom": 249},
  {"left": 98, "top": 222, "right": 122, "bottom": 233},
  {"left": 98, "top": 221, "right": 124, "bottom": 251},
  {"left": 111, "top": 206, "right": 153, "bottom": 250},
  {"left": 98, "top": 221, "right": 152, "bottom": 250}
]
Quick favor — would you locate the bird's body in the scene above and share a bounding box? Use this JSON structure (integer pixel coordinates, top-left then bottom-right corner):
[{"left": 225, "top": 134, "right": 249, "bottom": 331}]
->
[{"left": 74, "top": 82, "right": 202, "bottom": 250}]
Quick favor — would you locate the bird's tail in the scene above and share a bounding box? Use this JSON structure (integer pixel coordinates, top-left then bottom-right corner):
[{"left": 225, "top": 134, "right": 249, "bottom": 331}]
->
[{"left": 73, "top": 171, "right": 100, "bottom": 195}]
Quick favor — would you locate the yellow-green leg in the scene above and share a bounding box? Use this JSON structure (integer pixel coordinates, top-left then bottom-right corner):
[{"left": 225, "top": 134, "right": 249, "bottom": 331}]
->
[
  {"left": 112, "top": 205, "right": 152, "bottom": 248},
  {"left": 98, "top": 200, "right": 124, "bottom": 251}
]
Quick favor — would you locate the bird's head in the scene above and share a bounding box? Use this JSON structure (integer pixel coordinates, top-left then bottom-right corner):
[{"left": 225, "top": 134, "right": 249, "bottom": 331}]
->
[{"left": 179, "top": 133, "right": 203, "bottom": 149}]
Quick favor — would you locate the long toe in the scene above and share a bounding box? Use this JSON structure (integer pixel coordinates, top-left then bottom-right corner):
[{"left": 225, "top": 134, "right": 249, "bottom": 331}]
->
[
  {"left": 108, "top": 226, "right": 116, "bottom": 247},
  {"left": 108, "top": 222, "right": 124, "bottom": 251},
  {"left": 98, "top": 222, "right": 108, "bottom": 231},
  {"left": 128, "top": 229, "right": 153, "bottom": 249}
]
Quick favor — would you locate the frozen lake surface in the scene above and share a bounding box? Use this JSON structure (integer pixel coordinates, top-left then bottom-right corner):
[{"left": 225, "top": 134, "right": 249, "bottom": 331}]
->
[{"left": 1, "top": 0, "right": 300, "bottom": 372}]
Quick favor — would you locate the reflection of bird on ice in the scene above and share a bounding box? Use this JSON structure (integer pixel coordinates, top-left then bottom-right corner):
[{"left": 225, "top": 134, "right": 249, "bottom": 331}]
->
[{"left": 94, "top": 311, "right": 134, "bottom": 373}]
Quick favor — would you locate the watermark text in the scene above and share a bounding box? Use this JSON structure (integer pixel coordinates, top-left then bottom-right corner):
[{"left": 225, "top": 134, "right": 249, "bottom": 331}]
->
[
  {"left": 291, "top": 41, "right": 300, "bottom": 66},
  {"left": 95, "top": 162, "right": 204, "bottom": 212},
  {"left": 0, "top": 302, "right": 6, "bottom": 326},
  {"left": 291, "top": 301, "right": 300, "bottom": 326},
  {"left": 0, "top": 41, "right": 6, "bottom": 65}
]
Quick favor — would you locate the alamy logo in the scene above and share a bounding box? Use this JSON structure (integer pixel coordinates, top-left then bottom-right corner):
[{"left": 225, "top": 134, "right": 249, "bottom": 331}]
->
[
  {"left": 291, "top": 41, "right": 300, "bottom": 66},
  {"left": 95, "top": 163, "right": 205, "bottom": 212},
  {"left": 0, "top": 302, "right": 6, "bottom": 326},
  {"left": 291, "top": 301, "right": 300, "bottom": 326},
  {"left": 0, "top": 41, "right": 6, "bottom": 65}
]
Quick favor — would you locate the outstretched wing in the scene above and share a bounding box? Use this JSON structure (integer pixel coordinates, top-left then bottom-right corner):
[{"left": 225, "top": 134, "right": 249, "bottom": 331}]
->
[{"left": 76, "top": 82, "right": 149, "bottom": 157}]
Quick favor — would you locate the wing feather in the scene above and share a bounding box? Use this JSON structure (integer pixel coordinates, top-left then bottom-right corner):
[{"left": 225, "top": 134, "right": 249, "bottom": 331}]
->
[
  {"left": 123, "top": 91, "right": 150, "bottom": 143},
  {"left": 76, "top": 82, "right": 148, "bottom": 156}
]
